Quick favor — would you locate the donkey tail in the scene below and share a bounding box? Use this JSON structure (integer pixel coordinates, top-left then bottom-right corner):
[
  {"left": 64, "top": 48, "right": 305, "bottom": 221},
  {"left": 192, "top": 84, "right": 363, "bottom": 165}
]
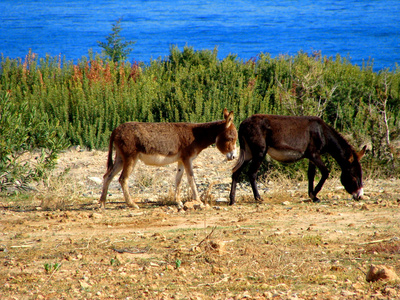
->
[
  {"left": 232, "top": 148, "right": 245, "bottom": 173},
  {"left": 106, "top": 130, "right": 115, "bottom": 171},
  {"left": 232, "top": 133, "right": 247, "bottom": 173}
]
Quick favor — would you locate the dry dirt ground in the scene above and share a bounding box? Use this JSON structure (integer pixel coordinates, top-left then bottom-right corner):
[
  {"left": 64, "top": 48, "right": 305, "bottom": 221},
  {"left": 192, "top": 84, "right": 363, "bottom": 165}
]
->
[{"left": 1, "top": 147, "right": 400, "bottom": 299}]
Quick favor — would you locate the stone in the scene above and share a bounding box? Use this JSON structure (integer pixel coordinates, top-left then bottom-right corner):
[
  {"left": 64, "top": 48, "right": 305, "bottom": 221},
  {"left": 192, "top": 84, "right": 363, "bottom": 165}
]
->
[
  {"left": 183, "top": 201, "right": 195, "bottom": 211},
  {"left": 88, "top": 176, "right": 103, "bottom": 185},
  {"left": 183, "top": 201, "right": 205, "bottom": 211},
  {"left": 215, "top": 197, "right": 229, "bottom": 203},
  {"left": 361, "top": 204, "right": 370, "bottom": 210},
  {"left": 322, "top": 274, "right": 337, "bottom": 281},
  {"left": 383, "top": 287, "right": 398, "bottom": 297},
  {"left": 366, "top": 264, "right": 400, "bottom": 282},
  {"left": 89, "top": 212, "right": 103, "bottom": 219},
  {"left": 204, "top": 240, "right": 226, "bottom": 254}
]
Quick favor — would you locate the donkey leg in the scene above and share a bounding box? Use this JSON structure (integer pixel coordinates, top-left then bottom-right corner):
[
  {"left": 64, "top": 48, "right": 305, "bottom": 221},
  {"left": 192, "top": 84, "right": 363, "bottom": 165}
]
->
[
  {"left": 174, "top": 161, "right": 185, "bottom": 208},
  {"left": 99, "top": 156, "right": 123, "bottom": 208},
  {"left": 229, "top": 161, "right": 249, "bottom": 205},
  {"left": 308, "top": 157, "right": 329, "bottom": 203},
  {"left": 247, "top": 155, "right": 264, "bottom": 202},
  {"left": 307, "top": 161, "right": 319, "bottom": 203},
  {"left": 119, "top": 157, "right": 139, "bottom": 209},
  {"left": 183, "top": 160, "right": 200, "bottom": 202}
]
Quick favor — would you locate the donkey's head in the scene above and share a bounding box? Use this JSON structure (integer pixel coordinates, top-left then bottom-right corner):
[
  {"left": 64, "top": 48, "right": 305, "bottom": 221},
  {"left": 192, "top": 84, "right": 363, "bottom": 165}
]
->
[
  {"left": 340, "top": 146, "right": 366, "bottom": 200},
  {"left": 216, "top": 109, "right": 238, "bottom": 160}
]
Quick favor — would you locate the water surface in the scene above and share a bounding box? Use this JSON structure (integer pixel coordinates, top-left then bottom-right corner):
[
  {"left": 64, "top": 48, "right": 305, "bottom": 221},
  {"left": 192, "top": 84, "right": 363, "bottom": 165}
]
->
[{"left": 1, "top": 0, "right": 399, "bottom": 70}]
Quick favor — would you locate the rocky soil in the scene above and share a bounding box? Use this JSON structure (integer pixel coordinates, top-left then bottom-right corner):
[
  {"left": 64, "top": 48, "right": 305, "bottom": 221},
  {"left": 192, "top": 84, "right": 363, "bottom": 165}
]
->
[{"left": 1, "top": 146, "right": 400, "bottom": 299}]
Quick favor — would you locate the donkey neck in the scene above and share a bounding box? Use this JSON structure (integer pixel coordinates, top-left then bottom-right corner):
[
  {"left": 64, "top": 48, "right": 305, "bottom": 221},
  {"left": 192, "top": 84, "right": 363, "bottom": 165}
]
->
[
  {"left": 192, "top": 120, "right": 227, "bottom": 148},
  {"left": 326, "top": 127, "right": 355, "bottom": 169}
]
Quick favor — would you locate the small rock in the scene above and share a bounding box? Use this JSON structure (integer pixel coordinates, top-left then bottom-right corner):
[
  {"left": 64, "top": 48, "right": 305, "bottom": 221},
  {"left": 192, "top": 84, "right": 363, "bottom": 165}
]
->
[
  {"left": 79, "top": 280, "right": 91, "bottom": 289},
  {"left": 183, "top": 201, "right": 205, "bottom": 211},
  {"left": 215, "top": 198, "right": 228, "bottom": 203},
  {"left": 88, "top": 177, "right": 103, "bottom": 185},
  {"left": 89, "top": 212, "right": 103, "bottom": 219},
  {"left": 69, "top": 145, "right": 81, "bottom": 152},
  {"left": 211, "top": 265, "right": 223, "bottom": 274},
  {"left": 204, "top": 240, "right": 226, "bottom": 254},
  {"left": 322, "top": 274, "right": 337, "bottom": 281},
  {"left": 384, "top": 287, "right": 398, "bottom": 297},
  {"left": 165, "top": 264, "right": 174, "bottom": 271},
  {"left": 341, "top": 290, "right": 355, "bottom": 297},
  {"left": 193, "top": 202, "right": 206, "bottom": 210},
  {"left": 366, "top": 264, "right": 400, "bottom": 282},
  {"left": 183, "top": 201, "right": 196, "bottom": 211},
  {"left": 352, "top": 282, "right": 365, "bottom": 290},
  {"left": 263, "top": 291, "right": 273, "bottom": 298},
  {"left": 361, "top": 204, "right": 370, "bottom": 210},
  {"left": 190, "top": 246, "right": 202, "bottom": 253}
]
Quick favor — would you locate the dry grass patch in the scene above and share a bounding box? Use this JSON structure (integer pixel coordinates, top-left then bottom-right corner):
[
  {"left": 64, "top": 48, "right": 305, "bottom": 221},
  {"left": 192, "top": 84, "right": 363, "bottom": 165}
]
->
[{"left": 1, "top": 148, "right": 400, "bottom": 299}]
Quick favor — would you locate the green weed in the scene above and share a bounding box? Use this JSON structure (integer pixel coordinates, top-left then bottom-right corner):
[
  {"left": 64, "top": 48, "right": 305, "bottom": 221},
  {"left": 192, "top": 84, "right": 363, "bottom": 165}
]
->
[
  {"left": 44, "top": 262, "right": 61, "bottom": 274},
  {"left": 1, "top": 47, "right": 399, "bottom": 179}
]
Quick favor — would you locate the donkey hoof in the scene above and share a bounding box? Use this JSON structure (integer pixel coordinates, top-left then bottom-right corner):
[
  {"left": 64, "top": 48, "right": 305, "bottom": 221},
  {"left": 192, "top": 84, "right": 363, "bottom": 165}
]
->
[
  {"left": 255, "top": 197, "right": 263, "bottom": 203},
  {"left": 127, "top": 203, "right": 139, "bottom": 209},
  {"left": 312, "top": 198, "right": 321, "bottom": 203}
]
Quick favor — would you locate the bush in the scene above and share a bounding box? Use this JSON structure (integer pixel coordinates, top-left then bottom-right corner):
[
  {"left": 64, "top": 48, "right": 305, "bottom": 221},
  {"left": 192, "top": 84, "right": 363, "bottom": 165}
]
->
[
  {"left": 1, "top": 48, "right": 399, "bottom": 177},
  {"left": 0, "top": 91, "right": 68, "bottom": 192},
  {"left": 97, "top": 19, "right": 136, "bottom": 63}
]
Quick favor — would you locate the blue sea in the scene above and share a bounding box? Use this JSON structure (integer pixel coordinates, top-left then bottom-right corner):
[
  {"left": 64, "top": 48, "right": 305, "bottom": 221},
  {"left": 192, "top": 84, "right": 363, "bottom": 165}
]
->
[{"left": 1, "top": 0, "right": 399, "bottom": 71}]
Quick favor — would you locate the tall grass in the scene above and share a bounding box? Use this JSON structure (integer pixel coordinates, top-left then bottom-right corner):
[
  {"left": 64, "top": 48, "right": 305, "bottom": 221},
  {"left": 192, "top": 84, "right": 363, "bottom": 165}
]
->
[{"left": 1, "top": 47, "right": 399, "bottom": 175}]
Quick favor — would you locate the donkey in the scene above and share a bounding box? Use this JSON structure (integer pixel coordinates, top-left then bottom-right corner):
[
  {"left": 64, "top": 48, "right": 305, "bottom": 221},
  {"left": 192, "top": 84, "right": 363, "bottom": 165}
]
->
[
  {"left": 229, "top": 114, "right": 366, "bottom": 205},
  {"left": 99, "top": 109, "right": 237, "bottom": 208}
]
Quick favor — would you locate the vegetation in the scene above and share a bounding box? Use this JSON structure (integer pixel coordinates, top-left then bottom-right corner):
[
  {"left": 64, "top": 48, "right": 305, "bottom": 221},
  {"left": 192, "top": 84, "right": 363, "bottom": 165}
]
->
[
  {"left": 0, "top": 90, "right": 68, "bottom": 192},
  {"left": 97, "top": 19, "right": 136, "bottom": 63},
  {"left": 0, "top": 46, "right": 399, "bottom": 191}
]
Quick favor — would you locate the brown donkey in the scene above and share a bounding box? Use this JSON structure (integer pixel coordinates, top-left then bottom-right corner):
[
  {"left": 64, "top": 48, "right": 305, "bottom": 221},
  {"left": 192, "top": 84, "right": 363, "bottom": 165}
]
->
[
  {"left": 229, "top": 114, "right": 366, "bottom": 205},
  {"left": 99, "top": 109, "right": 237, "bottom": 208}
]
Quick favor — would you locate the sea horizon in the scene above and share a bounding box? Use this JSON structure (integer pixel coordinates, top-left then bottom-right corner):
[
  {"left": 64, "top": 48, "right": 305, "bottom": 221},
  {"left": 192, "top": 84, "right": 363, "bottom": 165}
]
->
[{"left": 1, "top": 0, "right": 399, "bottom": 71}]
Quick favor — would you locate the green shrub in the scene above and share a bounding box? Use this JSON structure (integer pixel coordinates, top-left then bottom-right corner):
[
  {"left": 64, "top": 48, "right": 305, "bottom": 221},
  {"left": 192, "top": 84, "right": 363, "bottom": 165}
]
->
[
  {"left": 97, "top": 19, "right": 136, "bottom": 63},
  {"left": 0, "top": 91, "right": 68, "bottom": 192},
  {"left": 1, "top": 48, "right": 399, "bottom": 177}
]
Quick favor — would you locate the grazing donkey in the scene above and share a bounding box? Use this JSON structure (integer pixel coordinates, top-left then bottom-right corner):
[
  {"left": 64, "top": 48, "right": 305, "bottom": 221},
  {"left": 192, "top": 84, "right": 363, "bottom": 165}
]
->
[
  {"left": 229, "top": 114, "right": 366, "bottom": 205},
  {"left": 99, "top": 109, "right": 237, "bottom": 208}
]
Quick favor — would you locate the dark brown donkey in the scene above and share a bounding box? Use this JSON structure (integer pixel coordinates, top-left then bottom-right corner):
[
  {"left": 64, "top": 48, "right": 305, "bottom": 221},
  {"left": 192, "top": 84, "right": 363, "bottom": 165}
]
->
[
  {"left": 229, "top": 114, "right": 366, "bottom": 205},
  {"left": 99, "top": 109, "right": 237, "bottom": 208}
]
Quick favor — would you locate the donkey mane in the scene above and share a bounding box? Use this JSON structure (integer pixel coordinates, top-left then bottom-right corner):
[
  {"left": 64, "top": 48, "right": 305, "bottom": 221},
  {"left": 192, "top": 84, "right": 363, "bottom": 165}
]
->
[{"left": 325, "top": 124, "right": 357, "bottom": 165}]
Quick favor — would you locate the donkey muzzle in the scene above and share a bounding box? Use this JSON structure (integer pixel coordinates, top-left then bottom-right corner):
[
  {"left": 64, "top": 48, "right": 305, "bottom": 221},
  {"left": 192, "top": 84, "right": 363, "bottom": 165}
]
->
[
  {"left": 226, "top": 149, "right": 237, "bottom": 161},
  {"left": 352, "top": 187, "right": 364, "bottom": 200}
]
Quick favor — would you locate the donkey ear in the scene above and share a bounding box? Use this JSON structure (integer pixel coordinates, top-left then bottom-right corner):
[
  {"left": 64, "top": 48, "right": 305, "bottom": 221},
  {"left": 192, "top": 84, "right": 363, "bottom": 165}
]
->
[
  {"left": 350, "top": 145, "right": 367, "bottom": 163},
  {"left": 356, "top": 145, "right": 367, "bottom": 160},
  {"left": 225, "top": 111, "right": 234, "bottom": 128},
  {"left": 223, "top": 108, "right": 229, "bottom": 118}
]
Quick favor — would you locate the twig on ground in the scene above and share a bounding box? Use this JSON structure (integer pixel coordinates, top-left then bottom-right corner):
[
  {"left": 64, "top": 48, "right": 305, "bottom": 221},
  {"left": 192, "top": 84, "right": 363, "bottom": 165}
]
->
[
  {"left": 111, "top": 247, "right": 150, "bottom": 254},
  {"left": 197, "top": 226, "right": 217, "bottom": 248},
  {"left": 42, "top": 262, "right": 63, "bottom": 287},
  {"left": 359, "top": 237, "right": 398, "bottom": 245}
]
